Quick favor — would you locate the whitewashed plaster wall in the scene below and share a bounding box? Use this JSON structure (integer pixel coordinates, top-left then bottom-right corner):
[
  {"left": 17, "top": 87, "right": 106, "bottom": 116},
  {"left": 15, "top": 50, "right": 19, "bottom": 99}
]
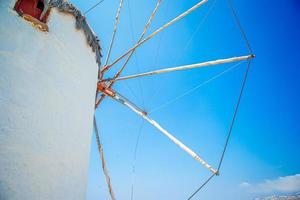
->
[{"left": 0, "top": 0, "right": 98, "bottom": 199}]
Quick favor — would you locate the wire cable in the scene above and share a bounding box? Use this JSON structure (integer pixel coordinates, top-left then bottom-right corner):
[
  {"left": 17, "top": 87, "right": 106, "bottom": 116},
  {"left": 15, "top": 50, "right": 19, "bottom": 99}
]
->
[
  {"left": 146, "top": 0, "right": 217, "bottom": 110},
  {"left": 187, "top": 173, "right": 216, "bottom": 200},
  {"left": 186, "top": 1, "right": 254, "bottom": 197},
  {"left": 101, "top": 0, "right": 208, "bottom": 74},
  {"left": 149, "top": 61, "right": 244, "bottom": 113},
  {"left": 226, "top": 0, "right": 253, "bottom": 54},
  {"left": 217, "top": 60, "right": 251, "bottom": 171},
  {"left": 125, "top": 0, "right": 146, "bottom": 109},
  {"left": 174, "top": 0, "right": 217, "bottom": 65},
  {"left": 84, "top": 0, "right": 105, "bottom": 15},
  {"left": 187, "top": 60, "right": 252, "bottom": 199},
  {"left": 130, "top": 121, "right": 145, "bottom": 200},
  {"left": 96, "top": 0, "right": 162, "bottom": 108}
]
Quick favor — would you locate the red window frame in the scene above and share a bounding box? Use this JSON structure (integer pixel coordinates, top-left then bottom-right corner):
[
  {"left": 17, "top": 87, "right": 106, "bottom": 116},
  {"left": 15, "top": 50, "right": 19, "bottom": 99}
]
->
[{"left": 14, "top": 0, "right": 50, "bottom": 23}]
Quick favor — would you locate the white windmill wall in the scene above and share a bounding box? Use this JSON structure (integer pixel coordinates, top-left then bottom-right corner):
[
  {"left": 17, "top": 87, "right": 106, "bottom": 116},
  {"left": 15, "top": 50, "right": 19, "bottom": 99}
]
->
[{"left": 0, "top": 0, "right": 98, "bottom": 199}]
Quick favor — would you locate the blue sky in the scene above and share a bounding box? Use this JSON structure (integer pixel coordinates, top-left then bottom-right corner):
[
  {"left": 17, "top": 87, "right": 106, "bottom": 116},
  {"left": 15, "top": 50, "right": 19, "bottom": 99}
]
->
[{"left": 71, "top": 0, "right": 300, "bottom": 199}]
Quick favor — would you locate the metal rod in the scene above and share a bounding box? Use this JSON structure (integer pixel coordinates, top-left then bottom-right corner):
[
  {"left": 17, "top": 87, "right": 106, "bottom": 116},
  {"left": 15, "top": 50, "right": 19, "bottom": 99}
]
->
[
  {"left": 105, "top": 54, "right": 254, "bottom": 82},
  {"left": 104, "top": 0, "right": 124, "bottom": 66},
  {"left": 93, "top": 116, "right": 116, "bottom": 200},
  {"left": 95, "top": 94, "right": 105, "bottom": 108},
  {"left": 101, "top": 0, "right": 209, "bottom": 73},
  {"left": 96, "top": 0, "right": 162, "bottom": 108},
  {"left": 110, "top": 0, "right": 162, "bottom": 82},
  {"left": 111, "top": 92, "right": 218, "bottom": 174}
]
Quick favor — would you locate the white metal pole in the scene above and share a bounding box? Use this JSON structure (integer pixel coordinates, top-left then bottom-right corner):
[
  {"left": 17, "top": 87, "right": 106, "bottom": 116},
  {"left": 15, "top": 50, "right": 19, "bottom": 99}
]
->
[
  {"left": 101, "top": 0, "right": 209, "bottom": 73},
  {"left": 104, "top": 0, "right": 124, "bottom": 66},
  {"left": 110, "top": 0, "right": 162, "bottom": 82},
  {"left": 96, "top": 0, "right": 162, "bottom": 108},
  {"left": 112, "top": 93, "right": 218, "bottom": 174},
  {"left": 108, "top": 54, "right": 254, "bottom": 82}
]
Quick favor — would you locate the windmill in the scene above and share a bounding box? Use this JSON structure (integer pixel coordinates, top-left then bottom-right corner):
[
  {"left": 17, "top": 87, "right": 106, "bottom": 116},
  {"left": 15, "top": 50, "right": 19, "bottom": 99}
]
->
[
  {"left": 92, "top": 0, "right": 254, "bottom": 199},
  {"left": 0, "top": 0, "right": 254, "bottom": 199}
]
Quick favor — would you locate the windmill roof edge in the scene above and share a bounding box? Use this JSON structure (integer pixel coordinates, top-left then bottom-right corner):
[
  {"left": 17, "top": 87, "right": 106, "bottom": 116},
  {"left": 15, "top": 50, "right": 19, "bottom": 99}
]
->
[{"left": 49, "top": 0, "right": 102, "bottom": 67}]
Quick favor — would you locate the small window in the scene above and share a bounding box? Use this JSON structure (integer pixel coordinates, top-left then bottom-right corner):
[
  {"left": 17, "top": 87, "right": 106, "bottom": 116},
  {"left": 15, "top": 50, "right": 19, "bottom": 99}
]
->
[
  {"left": 14, "top": 0, "right": 49, "bottom": 23},
  {"left": 36, "top": 0, "right": 44, "bottom": 11}
]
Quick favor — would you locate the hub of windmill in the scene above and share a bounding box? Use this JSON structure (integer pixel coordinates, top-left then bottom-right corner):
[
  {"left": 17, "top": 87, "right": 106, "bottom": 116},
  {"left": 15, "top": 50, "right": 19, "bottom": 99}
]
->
[{"left": 97, "top": 82, "right": 116, "bottom": 97}]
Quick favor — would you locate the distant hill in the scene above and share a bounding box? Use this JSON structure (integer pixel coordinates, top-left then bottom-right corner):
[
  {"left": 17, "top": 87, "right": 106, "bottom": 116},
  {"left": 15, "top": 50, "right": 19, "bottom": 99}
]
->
[{"left": 254, "top": 194, "right": 300, "bottom": 200}]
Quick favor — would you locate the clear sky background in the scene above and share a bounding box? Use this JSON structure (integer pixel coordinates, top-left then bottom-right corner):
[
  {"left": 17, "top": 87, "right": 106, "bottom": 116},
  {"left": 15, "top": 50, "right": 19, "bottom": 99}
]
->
[{"left": 71, "top": 0, "right": 299, "bottom": 199}]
